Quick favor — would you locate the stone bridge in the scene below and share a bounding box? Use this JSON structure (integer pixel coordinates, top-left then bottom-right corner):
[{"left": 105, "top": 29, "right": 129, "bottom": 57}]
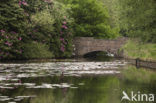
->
[{"left": 73, "top": 37, "right": 128, "bottom": 57}]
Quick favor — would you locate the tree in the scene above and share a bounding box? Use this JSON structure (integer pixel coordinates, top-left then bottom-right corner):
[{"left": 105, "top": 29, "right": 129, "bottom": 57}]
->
[
  {"left": 67, "top": 0, "right": 120, "bottom": 38},
  {"left": 118, "top": 0, "right": 156, "bottom": 42}
]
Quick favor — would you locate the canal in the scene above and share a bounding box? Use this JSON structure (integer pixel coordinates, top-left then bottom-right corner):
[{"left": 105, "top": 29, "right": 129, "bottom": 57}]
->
[{"left": 0, "top": 59, "right": 156, "bottom": 103}]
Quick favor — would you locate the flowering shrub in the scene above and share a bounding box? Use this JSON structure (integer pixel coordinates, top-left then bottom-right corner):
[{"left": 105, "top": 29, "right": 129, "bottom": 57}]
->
[
  {"left": 0, "top": 30, "right": 22, "bottom": 59},
  {"left": 19, "top": 0, "right": 28, "bottom": 6},
  {"left": 0, "top": 0, "right": 74, "bottom": 60}
]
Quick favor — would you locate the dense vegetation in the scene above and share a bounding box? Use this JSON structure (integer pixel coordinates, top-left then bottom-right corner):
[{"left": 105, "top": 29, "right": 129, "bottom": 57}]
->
[
  {"left": 122, "top": 40, "right": 156, "bottom": 60},
  {"left": 0, "top": 0, "right": 155, "bottom": 60},
  {"left": 61, "top": 0, "right": 120, "bottom": 38},
  {"left": 102, "top": 0, "right": 156, "bottom": 43},
  {"left": 0, "top": 0, "right": 74, "bottom": 59}
]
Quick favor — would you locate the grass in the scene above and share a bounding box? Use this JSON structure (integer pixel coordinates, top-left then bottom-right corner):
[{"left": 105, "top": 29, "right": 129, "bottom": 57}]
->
[
  {"left": 122, "top": 39, "right": 156, "bottom": 61},
  {"left": 121, "top": 66, "right": 156, "bottom": 84}
]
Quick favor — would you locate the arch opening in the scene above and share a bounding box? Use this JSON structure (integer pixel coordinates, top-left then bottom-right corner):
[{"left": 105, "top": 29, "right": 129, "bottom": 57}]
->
[{"left": 83, "top": 51, "right": 114, "bottom": 61}]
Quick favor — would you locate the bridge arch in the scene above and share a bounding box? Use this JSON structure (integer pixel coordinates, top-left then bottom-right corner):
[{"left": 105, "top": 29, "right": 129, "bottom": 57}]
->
[
  {"left": 73, "top": 37, "right": 128, "bottom": 57},
  {"left": 83, "top": 51, "right": 109, "bottom": 58}
]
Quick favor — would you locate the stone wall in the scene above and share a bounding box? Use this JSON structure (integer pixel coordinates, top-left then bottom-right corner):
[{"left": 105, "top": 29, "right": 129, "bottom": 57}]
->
[{"left": 73, "top": 37, "right": 128, "bottom": 57}]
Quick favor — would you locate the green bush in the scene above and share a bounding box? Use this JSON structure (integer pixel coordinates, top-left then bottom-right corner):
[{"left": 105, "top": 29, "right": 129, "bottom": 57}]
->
[
  {"left": 31, "top": 9, "right": 55, "bottom": 33},
  {"left": 0, "top": 0, "right": 74, "bottom": 59},
  {"left": 0, "top": 30, "right": 23, "bottom": 59},
  {"left": 69, "top": 0, "right": 120, "bottom": 38},
  {"left": 23, "top": 0, "right": 74, "bottom": 58},
  {"left": 48, "top": 1, "right": 74, "bottom": 58},
  {"left": 0, "top": 0, "right": 28, "bottom": 60},
  {"left": 0, "top": 0, "right": 28, "bottom": 33},
  {"left": 22, "top": 42, "right": 53, "bottom": 59},
  {"left": 27, "top": 9, "right": 55, "bottom": 44}
]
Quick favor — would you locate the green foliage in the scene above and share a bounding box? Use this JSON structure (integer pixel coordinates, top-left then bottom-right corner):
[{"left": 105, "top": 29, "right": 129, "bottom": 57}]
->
[
  {"left": 22, "top": 42, "right": 53, "bottom": 59},
  {"left": 0, "top": 30, "right": 23, "bottom": 59},
  {"left": 0, "top": 0, "right": 74, "bottom": 60},
  {"left": 47, "top": 1, "right": 74, "bottom": 58},
  {"left": 102, "top": 0, "right": 120, "bottom": 28},
  {"left": 28, "top": 9, "right": 55, "bottom": 44},
  {"left": 118, "top": 0, "right": 156, "bottom": 42},
  {"left": 122, "top": 39, "right": 156, "bottom": 60},
  {"left": 0, "top": 0, "right": 27, "bottom": 33},
  {"left": 23, "top": 0, "right": 51, "bottom": 14},
  {"left": 0, "top": 0, "right": 28, "bottom": 59},
  {"left": 31, "top": 10, "right": 55, "bottom": 33},
  {"left": 64, "top": 0, "right": 120, "bottom": 38},
  {"left": 23, "top": 0, "right": 73, "bottom": 58},
  {"left": 122, "top": 66, "right": 156, "bottom": 84}
]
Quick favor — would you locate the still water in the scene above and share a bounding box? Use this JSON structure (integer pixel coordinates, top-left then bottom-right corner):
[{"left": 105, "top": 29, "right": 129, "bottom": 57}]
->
[{"left": 0, "top": 59, "right": 155, "bottom": 103}]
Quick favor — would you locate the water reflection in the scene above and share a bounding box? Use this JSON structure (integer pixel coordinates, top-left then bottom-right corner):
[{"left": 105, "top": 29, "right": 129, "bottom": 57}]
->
[{"left": 0, "top": 61, "right": 155, "bottom": 103}]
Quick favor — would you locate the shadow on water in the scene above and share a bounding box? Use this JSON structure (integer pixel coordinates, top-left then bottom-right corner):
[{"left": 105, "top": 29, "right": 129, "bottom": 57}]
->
[{"left": 83, "top": 51, "right": 113, "bottom": 61}]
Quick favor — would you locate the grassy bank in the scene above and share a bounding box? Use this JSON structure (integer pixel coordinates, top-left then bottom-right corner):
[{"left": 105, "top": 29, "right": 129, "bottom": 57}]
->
[
  {"left": 121, "top": 66, "right": 156, "bottom": 84},
  {"left": 122, "top": 39, "right": 156, "bottom": 61}
]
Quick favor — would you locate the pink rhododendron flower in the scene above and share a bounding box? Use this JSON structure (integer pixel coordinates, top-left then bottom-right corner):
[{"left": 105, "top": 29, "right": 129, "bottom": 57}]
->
[
  {"left": 0, "top": 30, "right": 5, "bottom": 33},
  {"left": 19, "top": 1, "right": 22, "bottom": 6},
  {"left": 0, "top": 30, "right": 5, "bottom": 35},
  {"left": 6, "top": 36, "right": 9, "bottom": 39},
  {"left": 64, "top": 26, "right": 68, "bottom": 29},
  {"left": 62, "top": 25, "right": 68, "bottom": 29},
  {"left": 19, "top": 50, "right": 22, "bottom": 53},
  {"left": 60, "top": 45, "right": 65, "bottom": 52},
  {"left": 64, "top": 16, "right": 67, "bottom": 19},
  {"left": 60, "top": 38, "right": 64, "bottom": 41},
  {"left": 19, "top": 0, "right": 28, "bottom": 6},
  {"left": 18, "top": 37, "right": 22, "bottom": 41},
  {"left": 5, "top": 41, "right": 9, "bottom": 45},
  {"left": 5, "top": 42, "right": 12, "bottom": 46},
  {"left": 22, "top": 1, "right": 28, "bottom": 6},
  {"left": 63, "top": 21, "right": 67, "bottom": 25},
  {"left": 62, "top": 25, "right": 66, "bottom": 28}
]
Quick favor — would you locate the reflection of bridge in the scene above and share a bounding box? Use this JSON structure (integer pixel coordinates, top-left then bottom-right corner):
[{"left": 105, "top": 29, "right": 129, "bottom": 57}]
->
[{"left": 73, "top": 37, "right": 128, "bottom": 57}]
